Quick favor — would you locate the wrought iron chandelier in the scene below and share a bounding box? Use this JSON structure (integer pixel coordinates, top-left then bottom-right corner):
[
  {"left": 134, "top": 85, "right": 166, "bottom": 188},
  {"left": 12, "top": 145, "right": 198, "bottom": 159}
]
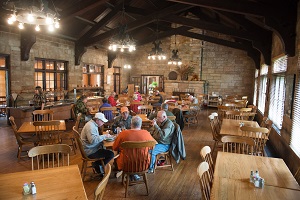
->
[
  {"left": 108, "top": 2, "right": 135, "bottom": 52},
  {"left": 168, "top": 35, "right": 182, "bottom": 65},
  {"left": 3, "top": 0, "right": 60, "bottom": 32},
  {"left": 148, "top": 40, "right": 166, "bottom": 60}
]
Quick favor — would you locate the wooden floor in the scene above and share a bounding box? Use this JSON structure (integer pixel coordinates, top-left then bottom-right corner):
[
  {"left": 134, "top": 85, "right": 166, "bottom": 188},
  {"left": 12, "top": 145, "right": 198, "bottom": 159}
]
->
[{"left": 0, "top": 108, "right": 218, "bottom": 200}]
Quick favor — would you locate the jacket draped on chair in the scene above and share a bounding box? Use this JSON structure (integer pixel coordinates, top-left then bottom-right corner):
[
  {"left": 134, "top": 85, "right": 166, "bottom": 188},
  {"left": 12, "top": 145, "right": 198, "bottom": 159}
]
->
[{"left": 170, "top": 122, "right": 186, "bottom": 163}]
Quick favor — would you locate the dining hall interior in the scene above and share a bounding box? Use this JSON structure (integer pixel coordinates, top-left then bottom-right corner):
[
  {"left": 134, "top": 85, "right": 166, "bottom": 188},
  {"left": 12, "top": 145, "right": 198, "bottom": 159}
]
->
[{"left": 0, "top": 0, "right": 300, "bottom": 199}]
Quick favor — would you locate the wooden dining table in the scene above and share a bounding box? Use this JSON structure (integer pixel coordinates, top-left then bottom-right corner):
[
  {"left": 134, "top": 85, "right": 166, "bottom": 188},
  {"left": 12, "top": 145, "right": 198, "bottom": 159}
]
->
[
  {"left": 220, "top": 119, "right": 260, "bottom": 137},
  {"left": 0, "top": 165, "right": 87, "bottom": 200},
  {"left": 210, "top": 152, "right": 300, "bottom": 200},
  {"left": 17, "top": 120, "right": 66, "bottom": 134}
]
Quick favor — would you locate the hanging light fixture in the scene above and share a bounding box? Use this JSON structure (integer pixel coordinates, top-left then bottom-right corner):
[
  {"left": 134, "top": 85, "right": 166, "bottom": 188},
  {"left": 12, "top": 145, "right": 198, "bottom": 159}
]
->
[
  {"left": 147, "top": 19, "right": 166, "bottom": 60},
  {"left": 3, "top": 0, "right": 60, "bottom": 32},
  {"left": 108, "top": 1, "right": 136, "bottom": 52},
  {"left": 168, "top": 34, "right": 182, "bottom": 65}
]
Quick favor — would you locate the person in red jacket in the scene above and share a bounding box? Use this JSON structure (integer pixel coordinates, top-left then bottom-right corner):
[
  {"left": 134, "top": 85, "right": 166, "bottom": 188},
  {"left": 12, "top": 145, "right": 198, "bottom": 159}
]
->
[{"left": 108, "top": 91, "right": 117, "bottom": 106}]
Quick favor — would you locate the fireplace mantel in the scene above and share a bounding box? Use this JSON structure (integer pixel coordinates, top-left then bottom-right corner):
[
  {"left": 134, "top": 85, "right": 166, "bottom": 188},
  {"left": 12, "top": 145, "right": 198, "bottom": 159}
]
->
[{"left": 164, "top": 80, "right": 204, "bottom": 96}]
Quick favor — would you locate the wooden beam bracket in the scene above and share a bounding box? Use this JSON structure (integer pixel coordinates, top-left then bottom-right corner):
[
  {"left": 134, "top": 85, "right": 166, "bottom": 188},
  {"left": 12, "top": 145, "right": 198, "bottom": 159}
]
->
[{"left": 20, "top": 31, "right": 36, "bottom": 61}]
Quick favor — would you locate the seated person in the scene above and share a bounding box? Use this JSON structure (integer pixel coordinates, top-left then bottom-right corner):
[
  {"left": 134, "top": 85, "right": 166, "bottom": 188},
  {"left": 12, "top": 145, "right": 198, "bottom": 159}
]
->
[
  {"left": 112, "top": 106, "right": 132, "bottom": 131},
  {"left": 148, "top": 110, "right": 175, "bottom": 173},
  {"left": 134, "top": 90, "right": 142, "bottom": 101},
  {"left": 130, "top": 95, "right": 142, "bottom": 113},
  {"left": 148, "top": 103, "right": 174, "bottom": 120},
  {"left": 80, "top": 113, "right": 114, "bottom": 174},
  {"left": 99, "top": 97, "right": 113, "bottom": 121},
  {"left": 152, "top": 90, "right": 163, "bottom": 107},
  {"left": 188, "top": 95, "right": 199, "bottom": 104},
  {"left": 75, "top": 95, "right": 92, "bottom": 122},
  {"left": 108, "top": 91, "right": 117, "bottom": 106},
  {"left": 113, "top": 116, "right": 156, "bottom": 179}
]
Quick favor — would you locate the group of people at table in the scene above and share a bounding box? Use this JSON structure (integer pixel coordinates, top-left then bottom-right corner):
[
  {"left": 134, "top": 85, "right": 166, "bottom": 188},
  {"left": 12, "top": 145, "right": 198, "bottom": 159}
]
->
[{"left": 73, "top": 91, "right": 189, "bottom": 179}]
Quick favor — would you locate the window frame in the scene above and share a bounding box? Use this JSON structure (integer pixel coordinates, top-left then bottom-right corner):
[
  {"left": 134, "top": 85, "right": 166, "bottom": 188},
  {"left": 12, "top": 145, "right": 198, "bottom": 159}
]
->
[{"left": 34, "top": 58, "right": 68, "bottom": 101}]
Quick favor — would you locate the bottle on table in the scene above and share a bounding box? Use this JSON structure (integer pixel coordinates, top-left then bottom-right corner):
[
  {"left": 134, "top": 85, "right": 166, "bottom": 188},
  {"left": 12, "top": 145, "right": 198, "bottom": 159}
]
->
[{"left": 31, "top": 182, "right": 36, "bottom": 194}]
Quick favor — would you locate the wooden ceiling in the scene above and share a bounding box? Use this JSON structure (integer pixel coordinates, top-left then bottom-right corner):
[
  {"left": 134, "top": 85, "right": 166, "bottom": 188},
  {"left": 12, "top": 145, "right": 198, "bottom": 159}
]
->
[{"left": 0, "top": 0, "right": 298, "bottom": 68}]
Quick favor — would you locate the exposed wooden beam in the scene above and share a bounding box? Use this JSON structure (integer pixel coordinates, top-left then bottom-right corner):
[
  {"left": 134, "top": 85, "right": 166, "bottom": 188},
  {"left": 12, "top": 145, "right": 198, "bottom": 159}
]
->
[
  {"left": 74, "top": 16, "right": 96, "bottom": 26},
  {"left": 167, "top": 0, "right": 284, "bottom": 18},
  {"left": 83, "top": 3, "right": 193, "bottom": 47},
  {"left": 77, "top": 3, "right": 123, "bottom": 44},
  {"left": 61, "top": 0, "right": 107, "bottom": 20}
]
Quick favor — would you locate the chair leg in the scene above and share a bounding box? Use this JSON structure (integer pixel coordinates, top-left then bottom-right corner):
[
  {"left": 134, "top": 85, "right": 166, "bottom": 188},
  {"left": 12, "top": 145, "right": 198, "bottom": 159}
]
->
[
  {"left": 144, "top": 173, "right": 149, "bottom": 195},
  {"left": 125, "top": 173, "right": 130, "bottom": 198},
  {"left": 168, "top": 153, "right": 174, "bottom": 171},
  {"left": 17, "top": 145, "right": 22, "bottom": 160},
  {"left": 81, "top": 161, "right": 87, "bottom": 181}
]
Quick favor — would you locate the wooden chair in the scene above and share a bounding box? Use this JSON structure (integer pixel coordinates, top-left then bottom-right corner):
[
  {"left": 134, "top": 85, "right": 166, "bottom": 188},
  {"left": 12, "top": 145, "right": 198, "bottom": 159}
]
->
[
  {"left": 137, "top": 105, "right": 153, "bottom": 114},
  {"left": 183, "top": 104, "right": 201, "bottom": 127},
  {"left": 197, "top": 161, "right": 212, "bottom": 200},
  {"left": 33, "top": 120, "right": 61, "bottom": 145},
  {"left": 120, "top": 141, "right": 156, "bottom": 198},
  {"left": 100, "top": 106, "right": 118, "bottom": 121},
  {"left": 60, "top": 113, "right": 82, "bottom": 154},
  {"left": 94, "top": 164, "right": 111, "bottom": 200},
  {"left": 240, "top": 126, "right": 270, "bottom": 156},
  {"left": 154, "top": 150, "right": 174, "bottom": 171},
  {"left": 28, "top": 144, "right": 71, "bottom": 170},
  {"left": 261, "top": 118, "right": 273, "bottom": 130},
  {"left": 73, "top": 126, "right": 105, "bottom": 181},
  {"left": 217, "top": 105, "right": 231, "bottom": 121},
  {"left": 221, "top": 135, "right": 255, "bottom": 155},
  {"left": 208, "top": 117, "right": 222, "bottom": 154},
  {"left": 32, "top": 110, "right": 54, "bottom": 121},
  {"left": 200, "top": 146, "right": 214, "bottom": 180},
  {"left": 130, "top": 101, "right": 144, "bottom": 113},
  {"left": 247, "top": 105, "right": 258, "bottom": 113},
  {"left": 294, "top": 167, "right": 300, "bottom": 185},
  {"left": 240, "top": 112, "right": 256, "bottom": 121},
  {"left": 225, "top": 110, "right": 242, "bottom": 120},
  {"left": 9, "top": 116, "right": 37, "bottom": 160}
]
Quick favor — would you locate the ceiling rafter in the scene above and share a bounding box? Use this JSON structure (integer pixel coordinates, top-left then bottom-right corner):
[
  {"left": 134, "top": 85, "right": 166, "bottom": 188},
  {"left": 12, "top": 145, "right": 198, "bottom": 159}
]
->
[{"left": 82, "top": 3, "right": 193, "bottom": 46}]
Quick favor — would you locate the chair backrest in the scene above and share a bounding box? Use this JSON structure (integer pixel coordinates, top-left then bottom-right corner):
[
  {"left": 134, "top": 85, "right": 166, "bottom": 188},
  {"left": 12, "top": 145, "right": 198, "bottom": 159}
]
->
[
  {"left": 33, "top": 120, "right": 61, "bottom": 145},
  {"left": 100, "top": 107, "right": 117, "bottom": 121},
  {"left": 197, "top": 161, "right": 212, "bottom": 200},
  {"left": 130, "top": 101, "right": 144, "bottom": 113},
  {"left": 200, "top": 146, "right": 214, "bottom": 180},
  {"left": 240, "top": 126, "right": 270, "bottom": 156},
  {"left": 94, "top": 164, "right": 111, "bottom": 200},
  {"left": 120, "top": 141, "right": 156, "bottom": 172},
  {"left": 74, "top": 113, "right": 82, "bottom": 131},
  {"left": 32, "top": 110, "right": 54, "bottom": 121},
  {"left": 73, "top": 126, "right": 90, "bottom": 160},
  {"left": 225, "top": 110, "right": 242, "bottom": 120},
  {"left": 239, "top": 108, "right": 252, "bottom": 112},
  {"left": 28, "top": 144, "right": 71, "bottom": 170},
  {"left": 9, "top": 116, "right": 23, "bottom": 145},
  {"left": 221, "top": 135, "right": 255, "bottom": 155},
  {"left": 71, "top": 104, "right": 76, "bottom": 120},
  {"left": 137, "top": 105, "right": 153, "bottom": 114},
  {"left": 208, "top": 117, "right": 220, "bottom": 141}
]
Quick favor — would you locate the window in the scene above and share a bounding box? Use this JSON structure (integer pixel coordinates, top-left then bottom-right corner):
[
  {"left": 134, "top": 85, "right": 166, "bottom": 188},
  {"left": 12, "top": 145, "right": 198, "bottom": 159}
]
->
[
  {"left": 253, "top": 69, "right": 259, "bottom": 106},
  {"left": 291, "top": 70, "right": 300, "bottom": 156},
  {"left": 82, "top": 64, "right": 104, "bottom": 87},
  {"left": 269, "top": 75, "right": 285, "bottom": 129},
  {"left": 34, "top": 59, "right": 68, "bottom": 101},
  {"left": 258, "top": 64, "right": 268, "bottom": 113},
  {"left": 268, "top": 56, "right": 287, "bottom": 130}
]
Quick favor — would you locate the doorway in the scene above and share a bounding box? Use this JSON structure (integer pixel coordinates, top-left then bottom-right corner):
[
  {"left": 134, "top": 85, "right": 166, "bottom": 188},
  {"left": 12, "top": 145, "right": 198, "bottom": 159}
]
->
[
  {"left": 0, "top": 55, "right": 10, "bottom": 126},
  {"left": 141, "top": 75, "right": 164, "bottom": 95}
]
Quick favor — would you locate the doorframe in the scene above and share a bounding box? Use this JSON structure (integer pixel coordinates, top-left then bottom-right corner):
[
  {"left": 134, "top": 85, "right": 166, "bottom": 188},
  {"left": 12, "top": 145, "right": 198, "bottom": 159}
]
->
[{"left": 0, "top": 54, "right": 11, "bottom": 107}]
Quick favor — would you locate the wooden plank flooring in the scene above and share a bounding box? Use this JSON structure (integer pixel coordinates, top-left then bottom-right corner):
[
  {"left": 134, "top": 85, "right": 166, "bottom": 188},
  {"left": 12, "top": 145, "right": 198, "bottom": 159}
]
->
[{"left": 0, "top": 108, "right": 216, "bottom": 200}]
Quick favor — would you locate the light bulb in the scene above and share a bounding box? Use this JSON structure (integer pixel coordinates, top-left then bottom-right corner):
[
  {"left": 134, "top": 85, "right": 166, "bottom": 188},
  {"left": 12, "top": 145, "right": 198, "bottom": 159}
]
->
[
  {"left": 108, "top": 45, "right": 112, "bottom": 50},
  {"left": 46, "top": 17, "right": 53, "bottom": 24},
  {"left": 10, "top": 14, "right": 16, "bottom": 22},
  {"left": 27, "top": 13, "right": 34, "bottom": 22},
  {"left": 148, "top": 55, "right": 151, "bottom": 59},
  {"left": 168, "top": 61, "right": 172, "bottom": 65},
  {"left": 128, "top": 65, "right": 131, "bottom": 69},
  {"left": 48, "top": 25, "right": 54, "bottom": 32},
  {"left": 54, "top": 21, "right": 59, "bottom": 28},
  {"left": 18, "top": 23, "right": 24, "bottom": 29},
  {"left": 35, "top": 25, "right": 40, "bottom": 31},
  {"left": 120, "top": 48, "right": 124, "bottom": 52},
  {"left": 7, "top": 18, "right": 13, "bottom": 24},
  {"left": 178, "top": 61, "right": 182, "bottom": 65}
]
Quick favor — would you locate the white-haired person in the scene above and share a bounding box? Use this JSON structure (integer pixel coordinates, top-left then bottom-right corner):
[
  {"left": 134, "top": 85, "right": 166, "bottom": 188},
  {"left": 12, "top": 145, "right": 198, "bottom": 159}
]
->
[{"left": 80, "top": 112, "right": 115, "bottom": 175}]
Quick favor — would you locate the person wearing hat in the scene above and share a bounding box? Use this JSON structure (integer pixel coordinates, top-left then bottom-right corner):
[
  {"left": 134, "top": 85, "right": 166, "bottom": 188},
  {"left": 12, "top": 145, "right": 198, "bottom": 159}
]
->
[
  {"left": 112, "top": 106, "right": 132, "bottom": 131},
  {"left": 148, "top": 103, "right": 174, "bottom": 120},
  {"left": 80, "top": 112, "right": 115, "bottom": 174}
]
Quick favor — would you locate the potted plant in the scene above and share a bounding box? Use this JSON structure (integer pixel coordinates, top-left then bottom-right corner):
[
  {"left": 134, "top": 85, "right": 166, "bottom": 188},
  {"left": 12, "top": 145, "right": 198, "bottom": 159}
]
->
[{"left": 176, "top": 65, "right": 195, "bottom": 81}]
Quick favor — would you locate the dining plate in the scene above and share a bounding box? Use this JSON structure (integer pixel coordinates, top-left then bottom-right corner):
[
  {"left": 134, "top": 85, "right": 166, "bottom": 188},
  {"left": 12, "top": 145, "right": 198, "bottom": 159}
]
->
[{"left": 105, "top": 138, "right": 115, "bottom": 142}]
